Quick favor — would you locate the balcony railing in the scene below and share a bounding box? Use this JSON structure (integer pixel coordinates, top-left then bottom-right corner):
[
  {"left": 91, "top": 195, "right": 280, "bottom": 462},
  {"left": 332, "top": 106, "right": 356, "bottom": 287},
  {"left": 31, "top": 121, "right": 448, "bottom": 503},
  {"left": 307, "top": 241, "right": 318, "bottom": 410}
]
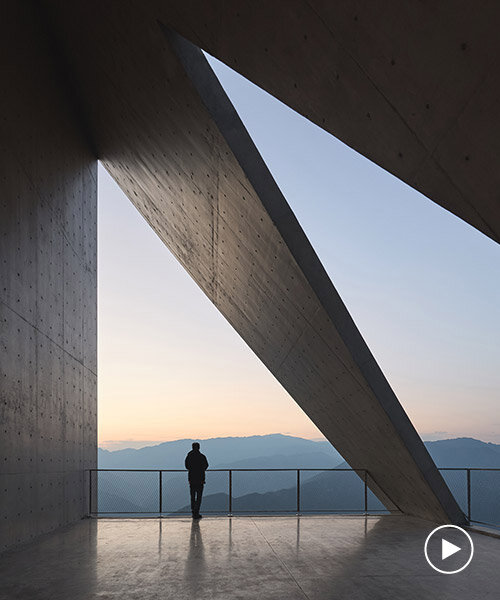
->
[
  {"left": 89, "top": 468, "right": 387, "bottom": 517},
  {"left": 88, "top": 467, "right": 500, "bottom": 529},
  {"left": 439, "top": 468, "right": 500, "bottom": 527}
]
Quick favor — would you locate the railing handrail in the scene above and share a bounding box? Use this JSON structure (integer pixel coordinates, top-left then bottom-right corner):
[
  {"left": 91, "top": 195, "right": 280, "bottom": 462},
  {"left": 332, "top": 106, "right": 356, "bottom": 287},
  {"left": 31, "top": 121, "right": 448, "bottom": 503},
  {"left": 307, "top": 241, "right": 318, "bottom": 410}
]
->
[
  {"left": 438, "top": 467, "right": 500, "bottom": 471},
  {"left": 88, "top": 467, "right": 364, "bottom": 472},
  {"left": 89, "top": 467, "right": 500, "bottom": 471}
]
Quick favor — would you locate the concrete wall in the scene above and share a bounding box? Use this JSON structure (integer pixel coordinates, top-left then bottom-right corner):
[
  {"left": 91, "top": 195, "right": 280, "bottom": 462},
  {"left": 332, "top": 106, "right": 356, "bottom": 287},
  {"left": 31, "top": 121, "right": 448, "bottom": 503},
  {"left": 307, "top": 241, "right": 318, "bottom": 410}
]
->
[
  {"left": 0, "top": 3, "right": 97, "bottom": 551},
  {"left": 46, "top": 1, "right": 463, "bottom": 523}
]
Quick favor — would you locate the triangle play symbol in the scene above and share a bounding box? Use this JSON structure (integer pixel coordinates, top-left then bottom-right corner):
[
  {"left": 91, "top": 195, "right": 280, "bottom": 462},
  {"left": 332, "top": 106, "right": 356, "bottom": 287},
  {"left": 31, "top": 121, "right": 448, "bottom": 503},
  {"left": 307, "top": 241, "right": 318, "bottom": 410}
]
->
[{"left": 442, "top": 539, "right": 461, "bottom": 560}]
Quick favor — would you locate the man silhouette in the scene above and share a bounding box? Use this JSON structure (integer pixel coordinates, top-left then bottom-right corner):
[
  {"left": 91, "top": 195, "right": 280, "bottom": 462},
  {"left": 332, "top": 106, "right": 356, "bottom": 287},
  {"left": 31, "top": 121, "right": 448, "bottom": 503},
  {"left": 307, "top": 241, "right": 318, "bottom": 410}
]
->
[{"left": 184, "top": 442, "right": 209, "bottom": 519}]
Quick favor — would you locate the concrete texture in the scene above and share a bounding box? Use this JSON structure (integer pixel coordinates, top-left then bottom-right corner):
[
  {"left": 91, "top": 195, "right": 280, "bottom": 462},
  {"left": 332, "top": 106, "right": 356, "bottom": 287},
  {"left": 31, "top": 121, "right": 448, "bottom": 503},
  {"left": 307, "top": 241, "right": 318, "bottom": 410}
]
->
[
  {"left": 159, "top": 0, "right": 500, "bottom": 245},
  {"left": 43, "top": 1, "right": 463, "bottom": 524},
  {"left": 5, "top": 0, "right": 492, "bottom": 549},
  {"left": 0, "top": 3, "right": 97, "bottom": 551},
  {"left": 0, "top": 516, "right": 499, "bottom": 599}
]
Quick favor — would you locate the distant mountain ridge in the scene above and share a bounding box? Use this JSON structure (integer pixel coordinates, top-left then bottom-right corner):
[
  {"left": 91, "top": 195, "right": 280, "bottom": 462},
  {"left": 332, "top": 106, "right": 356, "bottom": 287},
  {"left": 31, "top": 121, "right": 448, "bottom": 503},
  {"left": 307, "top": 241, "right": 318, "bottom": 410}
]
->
[
  {"left": 98, "top": 434, "right": 344, "bottom": 469},
  {"left": 425, "top": 437, "right": 500, "bottom": 467},
  {"left": 98, "top": 434, "right": 500, "bottom": 470}
]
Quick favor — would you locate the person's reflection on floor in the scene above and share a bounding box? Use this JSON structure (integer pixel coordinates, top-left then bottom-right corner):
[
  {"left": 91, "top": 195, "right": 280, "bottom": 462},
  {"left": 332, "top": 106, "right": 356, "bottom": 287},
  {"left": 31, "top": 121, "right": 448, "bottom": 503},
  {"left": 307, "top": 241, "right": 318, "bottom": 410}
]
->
[{"left": 184, "top": 520, "right": 206, "bottom": 591}]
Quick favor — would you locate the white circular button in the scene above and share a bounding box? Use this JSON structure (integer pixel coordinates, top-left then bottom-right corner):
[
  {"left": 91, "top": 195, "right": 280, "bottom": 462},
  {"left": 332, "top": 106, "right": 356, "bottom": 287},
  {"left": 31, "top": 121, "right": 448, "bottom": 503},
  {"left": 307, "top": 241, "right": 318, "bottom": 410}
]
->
[{"left": 424, "top": 524, "right": 474, "bottom": 574}]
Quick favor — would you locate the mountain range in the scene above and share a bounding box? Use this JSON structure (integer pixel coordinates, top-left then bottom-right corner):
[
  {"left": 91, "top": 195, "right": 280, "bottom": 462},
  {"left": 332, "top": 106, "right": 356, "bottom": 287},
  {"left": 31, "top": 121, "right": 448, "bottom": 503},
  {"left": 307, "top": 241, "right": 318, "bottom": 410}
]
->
[
  {"left": 98, "top": 434, "right": 343, "bottom": 469},
  {"left": 98, "top": 434, "right": 500, "bottom": 470},
  {"left": 96, "top": 435, "right": 500, "bottom": 526}
]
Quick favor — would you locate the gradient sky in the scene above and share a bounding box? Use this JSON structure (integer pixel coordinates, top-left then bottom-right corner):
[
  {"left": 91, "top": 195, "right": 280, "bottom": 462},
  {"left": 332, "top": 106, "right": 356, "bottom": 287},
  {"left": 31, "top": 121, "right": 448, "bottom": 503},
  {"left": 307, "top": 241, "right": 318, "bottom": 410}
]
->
[{"left": 98, "top": 55, "right": 500, "bottom": 451}]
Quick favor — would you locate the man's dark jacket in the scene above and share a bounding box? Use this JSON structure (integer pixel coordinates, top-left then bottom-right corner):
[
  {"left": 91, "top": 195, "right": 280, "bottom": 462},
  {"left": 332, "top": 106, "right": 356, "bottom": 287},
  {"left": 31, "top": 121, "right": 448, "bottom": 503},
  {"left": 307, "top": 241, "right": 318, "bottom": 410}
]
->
[{"left": 184, "top": 449, "right": 209, "bottom": 486}]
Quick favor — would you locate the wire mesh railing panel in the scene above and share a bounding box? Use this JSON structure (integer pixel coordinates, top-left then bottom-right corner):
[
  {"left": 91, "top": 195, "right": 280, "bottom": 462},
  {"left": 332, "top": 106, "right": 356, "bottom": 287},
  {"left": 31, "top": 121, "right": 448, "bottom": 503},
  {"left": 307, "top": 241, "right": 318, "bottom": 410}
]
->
[
  {"left": 93, "top": 470, "right": 160, "bottom": 514},
  {"left": 232, "top": 470, "right": 297, "bottom": 513},
  {"left": 160, "top": 471, "right": 189, "bottom": 514},
  {"left": 439, "top": 469, "right": 468, "bottom": 516},
  {"left": 200, "top": 470, "right": 229, "bottom": 514},
  {"left": 366, "top": 474, "right": 390, "bottom": 513},
  {"left": 299, "top": 470, "right": 365, "bottom": 513},
  {"left": 161, "top": 470, "right": 229, "bottom": 514},
  {"left": 470, "top": 470, "right": 500, "bottom": 527}
]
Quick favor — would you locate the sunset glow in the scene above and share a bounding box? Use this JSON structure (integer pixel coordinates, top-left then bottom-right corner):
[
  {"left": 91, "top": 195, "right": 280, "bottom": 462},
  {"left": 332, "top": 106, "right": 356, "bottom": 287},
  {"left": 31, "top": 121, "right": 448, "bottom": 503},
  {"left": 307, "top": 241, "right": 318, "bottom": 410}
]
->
[{"left": 98, "top": 57, "right": 500, "bottom": 450}]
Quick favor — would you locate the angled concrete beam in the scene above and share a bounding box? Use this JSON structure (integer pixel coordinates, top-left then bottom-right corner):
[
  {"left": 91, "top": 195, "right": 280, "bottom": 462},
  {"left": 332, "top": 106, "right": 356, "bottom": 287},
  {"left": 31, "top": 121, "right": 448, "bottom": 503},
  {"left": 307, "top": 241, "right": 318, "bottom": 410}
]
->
[
  {"left": 164, "top": 28, "right": 465, "bottom": 524},
  {"left": 46, "top": 1, "right": 464, "bottom": 522}
]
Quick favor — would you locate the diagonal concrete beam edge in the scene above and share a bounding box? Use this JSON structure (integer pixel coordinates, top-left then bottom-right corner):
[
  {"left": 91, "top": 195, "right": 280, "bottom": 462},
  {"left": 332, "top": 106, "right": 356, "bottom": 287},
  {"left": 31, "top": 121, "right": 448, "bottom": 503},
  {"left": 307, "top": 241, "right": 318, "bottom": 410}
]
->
[{"left": 162, "top": 26, "right": 465, "bottom": 524}]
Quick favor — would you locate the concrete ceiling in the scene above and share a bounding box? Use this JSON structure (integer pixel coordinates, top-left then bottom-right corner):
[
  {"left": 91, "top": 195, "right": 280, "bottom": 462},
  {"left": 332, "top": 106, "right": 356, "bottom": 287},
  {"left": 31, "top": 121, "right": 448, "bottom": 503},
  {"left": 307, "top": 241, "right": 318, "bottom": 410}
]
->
[
  {"left": 43, "top": 0, "right": 469, "bottom": 522},
  {"left": 157, "top": 0, "right": 500, "bottom": 244}
]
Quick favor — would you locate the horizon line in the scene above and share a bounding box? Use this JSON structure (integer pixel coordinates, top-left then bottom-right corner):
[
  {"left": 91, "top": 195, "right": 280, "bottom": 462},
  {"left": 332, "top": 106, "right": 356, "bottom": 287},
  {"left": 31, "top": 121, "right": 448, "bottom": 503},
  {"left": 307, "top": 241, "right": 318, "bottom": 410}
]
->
[{"left": 98, "top": 433, "right": 496, "bottom": 452}]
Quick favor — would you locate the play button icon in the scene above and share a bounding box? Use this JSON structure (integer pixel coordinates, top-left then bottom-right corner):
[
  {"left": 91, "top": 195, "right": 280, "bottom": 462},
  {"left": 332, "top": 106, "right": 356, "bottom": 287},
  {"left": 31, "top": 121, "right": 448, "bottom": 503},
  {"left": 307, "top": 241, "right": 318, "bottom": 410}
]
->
[
  {"left": 425, "top": 525, "right": 474, "bottom": 574},
  {"left": 442, "top": 538, "right": 461, "bottom": 560}
]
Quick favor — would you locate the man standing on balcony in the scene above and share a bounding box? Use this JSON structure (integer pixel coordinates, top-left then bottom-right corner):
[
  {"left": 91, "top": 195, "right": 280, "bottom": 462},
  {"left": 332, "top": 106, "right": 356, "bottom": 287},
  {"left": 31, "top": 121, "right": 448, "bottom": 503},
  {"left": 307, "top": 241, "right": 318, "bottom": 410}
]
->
[{"left": 185, "top": 442, "right": 209, "bottom": 519}]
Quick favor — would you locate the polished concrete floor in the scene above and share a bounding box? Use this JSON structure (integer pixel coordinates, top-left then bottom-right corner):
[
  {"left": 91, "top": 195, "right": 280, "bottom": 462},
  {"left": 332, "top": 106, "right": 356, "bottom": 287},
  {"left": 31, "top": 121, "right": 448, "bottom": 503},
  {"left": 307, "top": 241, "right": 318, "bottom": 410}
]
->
[{"left": 0, "top": 515, "right": 499, "bottom": 599}]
